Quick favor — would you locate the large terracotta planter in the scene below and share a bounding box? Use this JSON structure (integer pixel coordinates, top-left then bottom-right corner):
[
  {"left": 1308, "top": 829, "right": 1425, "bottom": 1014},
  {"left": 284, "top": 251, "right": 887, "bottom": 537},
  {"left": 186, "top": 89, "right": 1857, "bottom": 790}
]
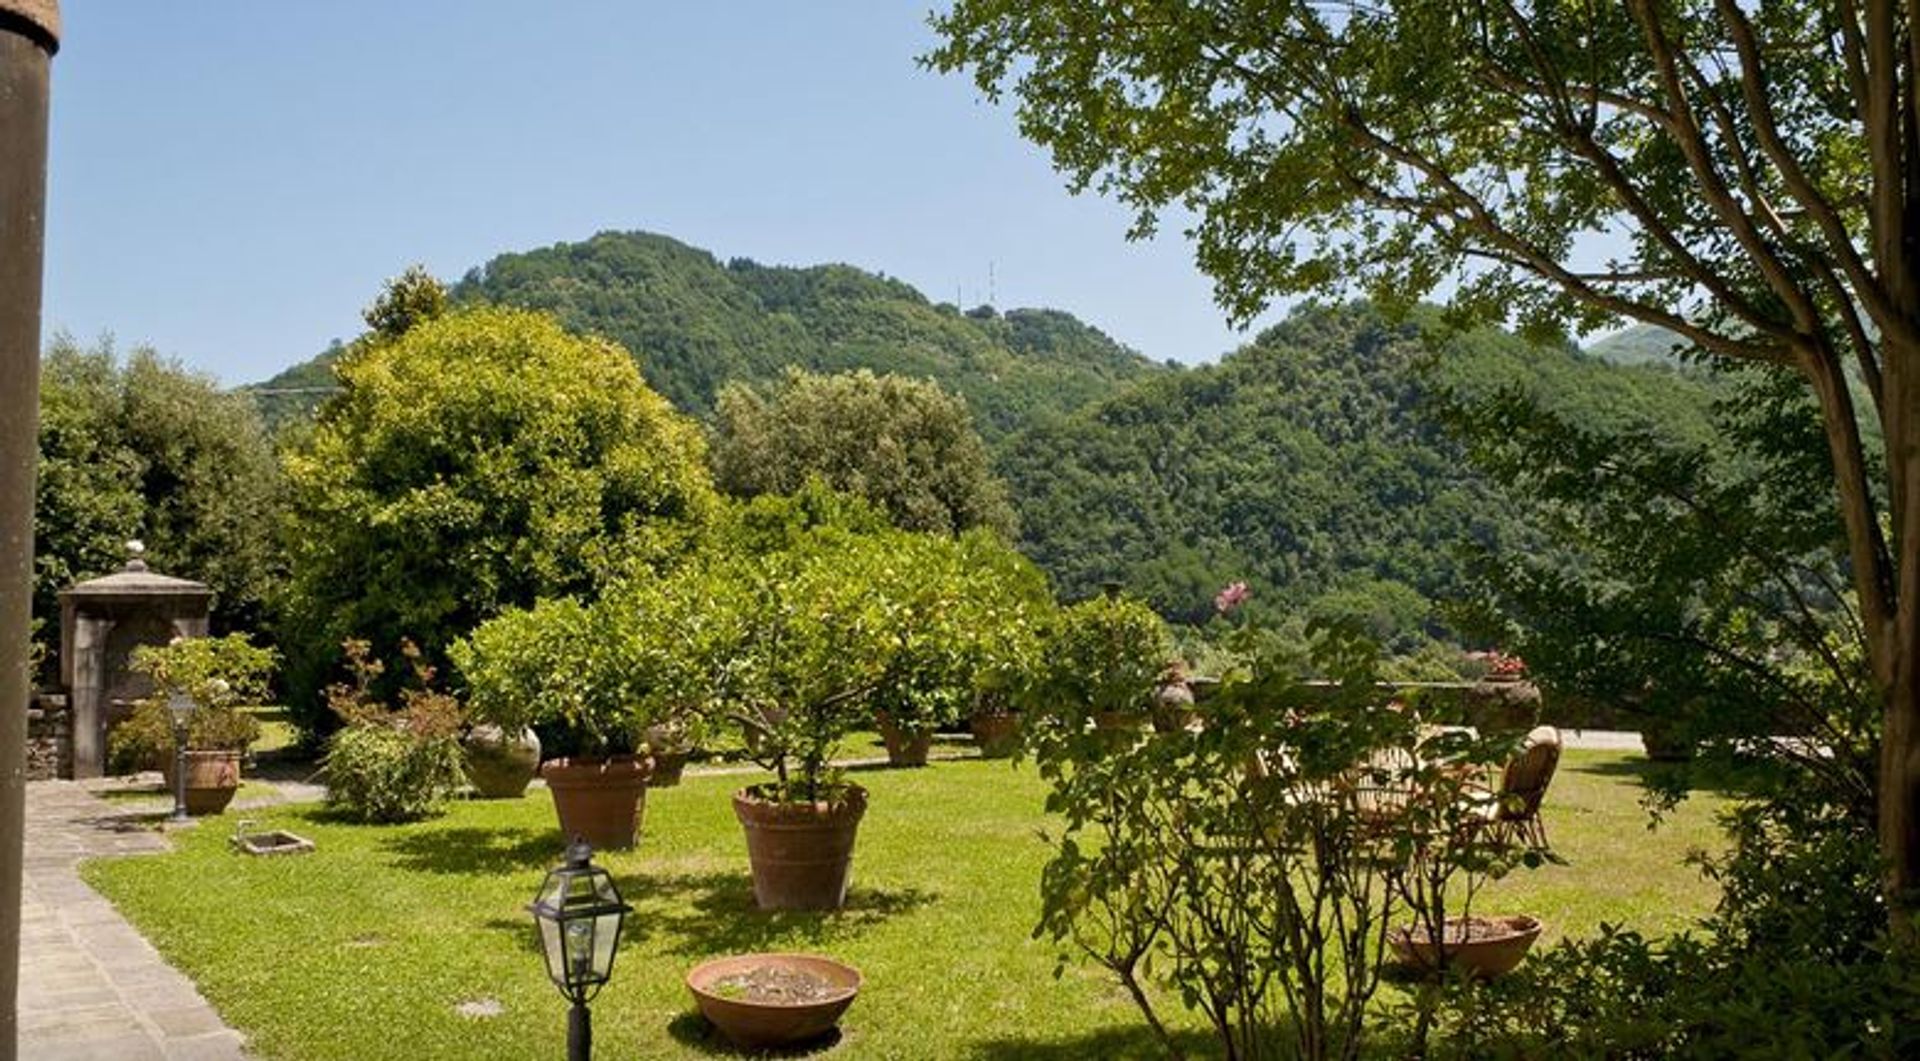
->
[
  {"left": 874, "top": 715, "right": 930, "bottom": 767},
  {"left": 733, "top": 786, "right": 868, "bottom": 911},
  {"left": 182, "top": 750, "right": 242, "bottom": 816},
  {"left": 686, "top": 953, "right": 861, "bottom": 1050},
  {"left": 462, "top": 724, "right": 541, "bottom": 799},
  {"left": 1391, "top": 914, "right": 1543, "bottom": 978},
  {"left": 970, "top": 712, "right": 1021, "bottom": 759},
  {"left": 540, "top": 756, "right": 652, "bottom": 851}
]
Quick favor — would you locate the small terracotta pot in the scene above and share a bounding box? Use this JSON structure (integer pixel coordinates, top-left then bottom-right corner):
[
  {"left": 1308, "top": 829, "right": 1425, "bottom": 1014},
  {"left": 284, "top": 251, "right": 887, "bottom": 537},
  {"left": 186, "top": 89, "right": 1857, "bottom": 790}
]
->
[
  {"left": 540, "top": 756, "right": 652, "bottom": 851},
  {"left": 969, "top": 712, "right": 1021, "bottom": 759},
  {"left": 733, "top": 787, "right": 867, "bottom": 911},
  {"left": 686, "top": 952, "right": 861, "bottom": 1050},
  {"left": 874, "top": 715, "right": 931, "bottom": 767},
  {"left": 1391, "top": 914, "right": 1543, "bottom": 978},
  {"left": 181, "top": 750, "right": 242, "bottom": 816},
  {"left": 462, "top": 724, "right": 541, "bottom": 799}
]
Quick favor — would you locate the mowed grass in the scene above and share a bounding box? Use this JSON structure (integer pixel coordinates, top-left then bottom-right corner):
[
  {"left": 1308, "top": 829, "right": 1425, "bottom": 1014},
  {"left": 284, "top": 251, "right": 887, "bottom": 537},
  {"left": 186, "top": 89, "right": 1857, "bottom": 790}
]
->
[{"left": 83, "top": 749, "right": 1724, "bottom": 1060}]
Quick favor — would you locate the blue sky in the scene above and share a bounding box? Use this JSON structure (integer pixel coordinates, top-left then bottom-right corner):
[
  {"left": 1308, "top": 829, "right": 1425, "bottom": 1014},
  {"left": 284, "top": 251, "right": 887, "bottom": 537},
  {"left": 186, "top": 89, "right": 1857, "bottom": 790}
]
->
[{"left": 41, "top": 2, "right": 1282, "bottom": 385}]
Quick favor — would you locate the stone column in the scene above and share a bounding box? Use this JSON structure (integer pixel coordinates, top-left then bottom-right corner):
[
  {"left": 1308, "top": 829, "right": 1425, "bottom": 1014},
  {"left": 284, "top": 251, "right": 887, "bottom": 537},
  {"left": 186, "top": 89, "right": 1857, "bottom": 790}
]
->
[
  {"left": 66, "top": 617, "right": 108, "bottom": 780},
  {"left": 0, "top": 3, "right": 60, "bottom": 1056}
]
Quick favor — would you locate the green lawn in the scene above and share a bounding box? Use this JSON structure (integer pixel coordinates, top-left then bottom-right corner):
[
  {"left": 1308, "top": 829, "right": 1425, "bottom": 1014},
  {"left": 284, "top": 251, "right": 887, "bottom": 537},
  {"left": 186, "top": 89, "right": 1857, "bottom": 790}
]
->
[{"left": 84, "top": 749, "right": 1725, "bottom": 1060}]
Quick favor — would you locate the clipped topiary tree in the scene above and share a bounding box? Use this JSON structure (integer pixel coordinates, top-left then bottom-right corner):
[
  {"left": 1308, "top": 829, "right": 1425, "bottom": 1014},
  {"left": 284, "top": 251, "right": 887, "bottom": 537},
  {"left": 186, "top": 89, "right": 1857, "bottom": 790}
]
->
[{"left": 280, "top": 302, "right": 717, "bottom": 738}]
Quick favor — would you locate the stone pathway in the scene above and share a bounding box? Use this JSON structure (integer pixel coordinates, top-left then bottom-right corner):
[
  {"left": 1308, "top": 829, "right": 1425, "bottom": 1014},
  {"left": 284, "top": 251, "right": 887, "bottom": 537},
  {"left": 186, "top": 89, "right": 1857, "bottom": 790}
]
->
[{"left": 16, "top": 781, "right": 251, "bottom": 1061}]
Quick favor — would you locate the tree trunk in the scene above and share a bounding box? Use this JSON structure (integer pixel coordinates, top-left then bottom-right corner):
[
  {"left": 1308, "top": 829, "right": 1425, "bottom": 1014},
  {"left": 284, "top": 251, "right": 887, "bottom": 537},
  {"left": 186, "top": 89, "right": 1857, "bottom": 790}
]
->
[
  {"left": 1803, "top": 337, "right": 1917, "bottom": 939},
  {"left": 1882, "top": 337, "right": 1920, "bottom": 941}
]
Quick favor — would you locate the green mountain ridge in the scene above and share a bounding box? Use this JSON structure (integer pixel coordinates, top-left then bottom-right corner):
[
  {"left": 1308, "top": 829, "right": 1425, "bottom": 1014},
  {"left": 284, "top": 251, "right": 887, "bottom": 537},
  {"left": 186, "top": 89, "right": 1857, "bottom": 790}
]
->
[
  {"left": 998, "top": 304, "right": 1718, "bottom": 627},
  {"left": 249, "top": 231, "right": 1164, "bottom": 437}
]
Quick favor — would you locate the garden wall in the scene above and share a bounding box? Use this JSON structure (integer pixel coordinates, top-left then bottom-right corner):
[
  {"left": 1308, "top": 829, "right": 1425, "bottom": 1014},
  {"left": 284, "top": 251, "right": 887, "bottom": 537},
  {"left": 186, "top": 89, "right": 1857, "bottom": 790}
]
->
[{"left": 26, "top": 690, "right": 71, "bottom": 780}]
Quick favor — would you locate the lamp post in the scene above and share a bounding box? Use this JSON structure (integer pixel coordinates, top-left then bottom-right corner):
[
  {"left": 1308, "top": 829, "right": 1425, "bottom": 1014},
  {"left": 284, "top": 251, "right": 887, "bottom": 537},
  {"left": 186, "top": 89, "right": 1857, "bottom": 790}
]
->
[
  {"left": 529, "top": 840, "right": 631, "bottom": 1061},
  {"left": 166, "top": 691, "right": 195, "bottom": 823}
]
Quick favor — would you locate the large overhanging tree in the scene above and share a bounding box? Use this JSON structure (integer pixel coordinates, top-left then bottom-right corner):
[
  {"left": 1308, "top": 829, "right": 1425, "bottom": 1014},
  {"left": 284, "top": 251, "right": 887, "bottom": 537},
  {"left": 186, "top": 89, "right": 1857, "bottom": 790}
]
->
[{"left": 929, "top": 0, "right": 1920, "bottom": 936}]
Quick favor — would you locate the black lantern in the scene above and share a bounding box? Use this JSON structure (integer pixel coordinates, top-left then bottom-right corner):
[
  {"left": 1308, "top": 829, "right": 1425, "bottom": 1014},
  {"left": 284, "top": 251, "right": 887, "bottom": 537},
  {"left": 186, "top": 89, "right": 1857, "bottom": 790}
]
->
[
  {"left": 529, "top": 839, "right": 631, "bottom": 1061},
  {"left": 166, "top": 690, "right": 195, "bottom": 823}
]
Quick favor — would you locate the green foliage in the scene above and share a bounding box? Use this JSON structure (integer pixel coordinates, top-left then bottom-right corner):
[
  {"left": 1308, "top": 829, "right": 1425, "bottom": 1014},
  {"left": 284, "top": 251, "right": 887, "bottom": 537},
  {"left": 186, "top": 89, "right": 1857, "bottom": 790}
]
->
[
  {"left": 995, "top": 303, "right": 1716, "bottom": 628},
  {"left": 280, "top": 304, "right": 717, "bottom": 736},
  {"left": 362, "top": 265, "right": 448, "bottom": 341},
  {"left": 1025, "top": 623, "right": 1536, "bottom": 1060},
  {"left": 35, "top": 336, "right": 283, "bottom": 657},
  {"left": 1441, "top": 360, "right": 1875, "bottom": 816},
  {"left": 452, "top": 596, "right": 653, "bottom": 757},
  {"left": 322, "top": 726, "right": 467, "bottom": 825},
  {"left": 108, "top": 635, "right": 275, "bottom": 772},
  {"left": 712, "top": 368, "right": 1017, "bottom": 537},
  {"left": 448, "top": 231, "right": 1163, "bottom": 434},
  {"left": 1036, "top": 592, "right": 1172, "bottom": 716},
  {"left": 863, "top": 530, "right": 1053, "bottom": 734},
  {"left": 320, "top": 640, "right": 467, "bottom": 824}
]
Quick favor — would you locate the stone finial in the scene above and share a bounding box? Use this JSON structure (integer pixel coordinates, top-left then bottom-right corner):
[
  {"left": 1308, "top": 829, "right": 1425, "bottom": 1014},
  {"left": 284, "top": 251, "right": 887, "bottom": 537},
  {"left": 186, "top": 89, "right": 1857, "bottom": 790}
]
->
[{"left": 125, "top": 539, "right": 149, "bottom": 572}]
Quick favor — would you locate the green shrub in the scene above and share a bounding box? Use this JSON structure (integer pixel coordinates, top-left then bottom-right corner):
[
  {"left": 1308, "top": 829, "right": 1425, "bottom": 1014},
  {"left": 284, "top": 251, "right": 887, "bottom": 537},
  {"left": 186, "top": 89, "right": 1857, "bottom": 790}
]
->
[
  {"left": 1035, "top": 592, "right": 1173, "bottom": 716},
  {"left": 322, "top": 726, "right": 466, "bottom": 825},
  {"left": 321, "top": 640, "right": 466, "bottom": 823}
]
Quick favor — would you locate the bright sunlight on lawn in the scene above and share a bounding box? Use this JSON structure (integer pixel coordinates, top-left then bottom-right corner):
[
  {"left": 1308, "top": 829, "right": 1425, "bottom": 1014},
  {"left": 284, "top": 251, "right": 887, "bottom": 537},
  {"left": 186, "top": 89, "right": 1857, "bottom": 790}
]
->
[{"left": 83, "top": 749, "right": 1723, "bottom": 1060}]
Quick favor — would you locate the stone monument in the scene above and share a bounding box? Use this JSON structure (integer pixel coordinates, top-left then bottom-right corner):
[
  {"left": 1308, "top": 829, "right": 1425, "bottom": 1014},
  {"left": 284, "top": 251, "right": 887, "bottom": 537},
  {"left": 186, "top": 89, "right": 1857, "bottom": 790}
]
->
[{"left": 57, "top": 541, "right": 213, "bottom": 777}]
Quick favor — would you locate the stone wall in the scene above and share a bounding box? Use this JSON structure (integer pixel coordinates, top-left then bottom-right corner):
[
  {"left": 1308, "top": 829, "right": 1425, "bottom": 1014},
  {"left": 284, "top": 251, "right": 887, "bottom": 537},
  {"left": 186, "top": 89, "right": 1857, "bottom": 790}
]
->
[{"left": 26, "top": 691, "right": 71, "bottom": 780}]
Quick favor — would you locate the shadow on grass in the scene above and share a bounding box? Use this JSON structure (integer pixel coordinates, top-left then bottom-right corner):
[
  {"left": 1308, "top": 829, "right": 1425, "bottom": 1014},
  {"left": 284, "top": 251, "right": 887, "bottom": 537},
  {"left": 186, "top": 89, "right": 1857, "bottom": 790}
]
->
[
  {"left": 665, "top": 1012, "right": 843, "bottom": 1057},
  {"left": 1564, "top": 752, "right": 1761, "bottom": 797},
  {"left": 379, "top": 826, "right": 564, "bottom": 876},
  {"left": 632, "top": 870, "right": 935, "bottom": 956},
  {"left": 967, "top": 1025, "right": 1220, "bottom": 1060}
]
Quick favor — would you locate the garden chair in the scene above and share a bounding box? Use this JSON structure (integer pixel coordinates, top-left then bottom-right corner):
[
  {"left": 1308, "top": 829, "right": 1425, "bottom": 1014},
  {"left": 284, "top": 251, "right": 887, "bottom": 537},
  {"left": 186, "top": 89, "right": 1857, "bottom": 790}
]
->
[{"left": 1462, "top": 725, "right": 1561, "bottom": 852}]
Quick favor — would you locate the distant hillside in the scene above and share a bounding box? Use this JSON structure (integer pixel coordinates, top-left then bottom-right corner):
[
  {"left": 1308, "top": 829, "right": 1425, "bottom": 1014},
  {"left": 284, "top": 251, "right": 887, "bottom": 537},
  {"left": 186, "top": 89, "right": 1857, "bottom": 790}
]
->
[
  {"left": 248, "top": 231, "right": 1164, "bottom": 437},
  {"left": 998, "top": 304, "right": 1719, "bottom": 629},
  {"left": 1585, "top": 323, "right": 1690, "bottom": 366}
]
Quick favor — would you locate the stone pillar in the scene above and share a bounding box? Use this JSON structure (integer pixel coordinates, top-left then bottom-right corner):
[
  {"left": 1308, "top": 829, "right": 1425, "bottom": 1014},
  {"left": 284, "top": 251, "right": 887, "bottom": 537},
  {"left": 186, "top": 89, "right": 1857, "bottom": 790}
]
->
[
  {"left": 0, "top": 3, "right": 59, "bottom": 1056},
  {"left": 66, "top": 616, "right": 108, "bottom": 780}
]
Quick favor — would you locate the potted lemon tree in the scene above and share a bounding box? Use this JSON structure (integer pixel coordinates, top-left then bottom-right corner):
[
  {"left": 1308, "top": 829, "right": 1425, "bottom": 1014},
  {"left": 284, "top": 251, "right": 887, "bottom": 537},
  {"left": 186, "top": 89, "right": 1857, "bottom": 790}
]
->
[
  {"left": 454, "top": 597, "right": 658, "bottom": 849},
  {"left": 119, "top": 635, "right": 274, "bottom": 815}
]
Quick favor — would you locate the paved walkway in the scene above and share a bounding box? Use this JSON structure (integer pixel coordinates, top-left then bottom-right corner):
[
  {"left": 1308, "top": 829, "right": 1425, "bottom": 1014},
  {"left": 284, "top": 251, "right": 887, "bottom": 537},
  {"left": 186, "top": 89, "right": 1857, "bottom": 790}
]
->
[{"left": 16, "top": 781, "right": 251, "bottom": 1061}]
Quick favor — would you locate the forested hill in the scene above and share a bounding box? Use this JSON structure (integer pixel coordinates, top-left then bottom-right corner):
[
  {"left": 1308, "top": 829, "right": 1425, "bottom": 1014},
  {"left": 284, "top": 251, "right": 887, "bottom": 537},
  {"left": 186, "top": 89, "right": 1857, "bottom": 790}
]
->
[
  {"left": 250, "top": 231, "right": 1164, "bottom": 437},
  {"left": 997, "top": 304, "right": 1719, "bottom": 632}
]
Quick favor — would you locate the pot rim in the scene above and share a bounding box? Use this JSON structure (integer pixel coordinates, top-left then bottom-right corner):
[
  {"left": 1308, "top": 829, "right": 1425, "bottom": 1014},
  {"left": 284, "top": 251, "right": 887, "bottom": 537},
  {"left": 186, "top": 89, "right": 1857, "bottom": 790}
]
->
[{"left": 685, "top": 951, "right": 863, "bottom": 1006}]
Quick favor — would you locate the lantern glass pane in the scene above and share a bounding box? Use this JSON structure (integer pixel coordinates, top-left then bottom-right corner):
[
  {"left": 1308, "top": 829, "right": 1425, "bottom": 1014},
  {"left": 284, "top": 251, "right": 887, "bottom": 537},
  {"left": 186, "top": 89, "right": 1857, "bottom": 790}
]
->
[
  {"left": 591, "top": 909, "right": 621, "bottom": 979},
  {"left": 536, "top": 913, "right": 564, "bottom": 986}
]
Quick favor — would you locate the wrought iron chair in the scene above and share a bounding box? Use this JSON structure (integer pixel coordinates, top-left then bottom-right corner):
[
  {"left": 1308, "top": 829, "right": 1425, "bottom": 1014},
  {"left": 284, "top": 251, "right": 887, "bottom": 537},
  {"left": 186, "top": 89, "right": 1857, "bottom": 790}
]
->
[{"left": 1462, "top": 725, "right": 1561, "bottom": 851}]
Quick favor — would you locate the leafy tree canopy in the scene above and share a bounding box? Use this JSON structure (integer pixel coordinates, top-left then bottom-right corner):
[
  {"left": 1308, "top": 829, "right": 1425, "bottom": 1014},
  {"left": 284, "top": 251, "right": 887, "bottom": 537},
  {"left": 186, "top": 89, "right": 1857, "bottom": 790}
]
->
[
  {"left": 280, "top": 304, "right": 716, "bottom": 733},
  {"left": 35, "top": 336, "right": 282, "bottom": 652},
  {"left": 712, "top": 367, "right": 1018, "bottom": 538}
]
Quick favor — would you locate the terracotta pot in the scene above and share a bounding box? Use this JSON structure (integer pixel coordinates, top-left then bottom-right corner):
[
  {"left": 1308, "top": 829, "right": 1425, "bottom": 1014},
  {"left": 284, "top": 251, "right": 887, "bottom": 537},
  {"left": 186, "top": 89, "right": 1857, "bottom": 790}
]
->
[
  {"left": 1465, "top": 680, "right": 1543, "bottom": 732},
  {"left": 462, "top": 724, "right": 541, "bottom": 799},
  {"left": 182, "top": 750, "right": 242, "bottom": 816},
  {"left": 732, "top": 786, "right": 867, "bottom": 911},
  {"left": 540, "top": 756, "right": 652, "bottom": 851},
  {"left": 970, "top": 712, "right": 1021, "bottom": 759},
  {"left": 686, "top": 952, "right": 861, "bottom": 1050},
  {"left": 1391, "top": 914, "right": 1543, "bottom": 978},
  {"left": 874, "top": 715, "right": 931, "bottom": 767}
]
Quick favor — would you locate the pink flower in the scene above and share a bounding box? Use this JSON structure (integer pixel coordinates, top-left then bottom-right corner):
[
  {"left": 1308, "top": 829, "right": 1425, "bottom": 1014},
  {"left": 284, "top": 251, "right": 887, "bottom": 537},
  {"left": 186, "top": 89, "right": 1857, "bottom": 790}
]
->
[{"left": 1214, "top": 581, "right": 1250, "bottom": 614}]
